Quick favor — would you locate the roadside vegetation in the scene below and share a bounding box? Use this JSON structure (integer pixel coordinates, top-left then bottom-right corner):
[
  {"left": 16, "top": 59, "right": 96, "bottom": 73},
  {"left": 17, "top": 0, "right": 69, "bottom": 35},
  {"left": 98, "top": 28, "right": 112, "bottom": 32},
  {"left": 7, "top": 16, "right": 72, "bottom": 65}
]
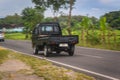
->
[
  {"left": 0, "top": 48, "right": 9, "bottom": 64},
  {"left": 5, "top": 28, "right": 120, "bottom": 51},
  {"left": 0, "top": 47, "right": 95, "bottom": 80},
  {"left": 0, "top": 0, "right": 120, "bottom": 51},
  {"left": 5, "top": 32, "right": 28, "bottom": 40},
  {"left": 71, "top": 30, "right": 120, "bottom": 51}
]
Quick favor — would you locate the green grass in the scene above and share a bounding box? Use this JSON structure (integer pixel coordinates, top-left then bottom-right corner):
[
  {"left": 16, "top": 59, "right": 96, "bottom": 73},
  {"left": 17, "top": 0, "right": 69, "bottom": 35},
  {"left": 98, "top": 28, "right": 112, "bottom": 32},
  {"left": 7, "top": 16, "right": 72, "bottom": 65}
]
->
[
  {"left": 0, "top": 49, "right": 10, "bottom": 64},
  {"left": 0, "top": 48, "right": 11, "bottom": 80},
  {"left": 5, "top": 33, "right": 30, "bottom": 40},
  {"left": 0, "top": 47, "right": 95, "bottom": 80}
]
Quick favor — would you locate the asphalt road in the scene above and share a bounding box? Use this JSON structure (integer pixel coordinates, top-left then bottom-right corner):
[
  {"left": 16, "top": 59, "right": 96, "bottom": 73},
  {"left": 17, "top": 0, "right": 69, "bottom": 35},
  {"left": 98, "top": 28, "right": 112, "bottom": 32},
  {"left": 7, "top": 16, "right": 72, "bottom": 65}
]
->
[{"left": 0, "top": 40, "right": 120, "bottom": 80}]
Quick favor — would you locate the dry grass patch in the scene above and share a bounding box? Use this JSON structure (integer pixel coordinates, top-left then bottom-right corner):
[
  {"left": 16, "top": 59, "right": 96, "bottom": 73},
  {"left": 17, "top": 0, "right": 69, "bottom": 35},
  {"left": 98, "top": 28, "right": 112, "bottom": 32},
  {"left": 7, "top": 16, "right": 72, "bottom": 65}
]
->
[
  {"left": 0, "top": 47, "right": 6, "bottom": 50},
  {"left": 0, "top": 59, "right": 31, "bottom": 72}
]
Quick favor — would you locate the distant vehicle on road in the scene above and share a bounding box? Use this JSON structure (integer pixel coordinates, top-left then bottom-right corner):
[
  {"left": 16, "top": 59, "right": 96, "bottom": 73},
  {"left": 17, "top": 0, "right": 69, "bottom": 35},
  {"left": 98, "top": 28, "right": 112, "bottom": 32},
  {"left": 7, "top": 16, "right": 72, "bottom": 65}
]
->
[
  {"left": 0, "top": 31, "right": 4, "bottom": 42},
  {"left": 31, "top": 22, "right": 78, "bottom": 57}
]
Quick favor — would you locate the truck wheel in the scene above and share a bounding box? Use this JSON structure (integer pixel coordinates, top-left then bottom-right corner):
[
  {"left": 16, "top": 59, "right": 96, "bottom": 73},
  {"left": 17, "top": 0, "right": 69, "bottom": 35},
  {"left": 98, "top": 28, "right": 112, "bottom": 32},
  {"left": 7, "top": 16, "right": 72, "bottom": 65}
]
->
[
  {"left": 68, "top": 46, "right": 75, "bottom": 56},
  {"left": 56, "top": 51, "right": 60, "bottom": 54},
  {"left": 44, "top": 45, "right": 49, "bottom": 57},
  {"left": 33, "top": 46, "right": 38, "bottom": 55},
  {"left": 2, "top": 39, "right": 4, "bottom": 42}
]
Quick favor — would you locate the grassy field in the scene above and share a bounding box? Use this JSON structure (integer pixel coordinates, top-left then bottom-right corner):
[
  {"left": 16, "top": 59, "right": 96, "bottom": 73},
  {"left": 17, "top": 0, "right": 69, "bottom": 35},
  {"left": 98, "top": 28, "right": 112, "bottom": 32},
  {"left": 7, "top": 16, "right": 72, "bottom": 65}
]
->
[
  {"left": 0, "top": 47, "right": 95, "bottom": 80},
  {"left": 5, "top": 30, "right": 120, "bottom": 51},
  {"left": 5, "top": 33, "right": 30, "bottom": 40}
]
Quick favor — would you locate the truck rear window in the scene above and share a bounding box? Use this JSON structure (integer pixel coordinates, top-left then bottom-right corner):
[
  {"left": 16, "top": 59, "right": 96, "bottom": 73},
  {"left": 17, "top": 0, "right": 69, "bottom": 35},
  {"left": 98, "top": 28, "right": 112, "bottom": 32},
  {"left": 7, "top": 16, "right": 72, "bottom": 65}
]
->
[{"left": 40, "top": 25, "right": 59, "bottom": 32}]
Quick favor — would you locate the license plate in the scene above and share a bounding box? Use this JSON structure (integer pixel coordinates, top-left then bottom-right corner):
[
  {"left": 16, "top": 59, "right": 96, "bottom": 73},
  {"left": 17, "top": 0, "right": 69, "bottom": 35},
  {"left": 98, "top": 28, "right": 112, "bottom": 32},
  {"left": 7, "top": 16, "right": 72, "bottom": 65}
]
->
[{"left": 59, "top": 43, "right": 68, "bottom": 47}]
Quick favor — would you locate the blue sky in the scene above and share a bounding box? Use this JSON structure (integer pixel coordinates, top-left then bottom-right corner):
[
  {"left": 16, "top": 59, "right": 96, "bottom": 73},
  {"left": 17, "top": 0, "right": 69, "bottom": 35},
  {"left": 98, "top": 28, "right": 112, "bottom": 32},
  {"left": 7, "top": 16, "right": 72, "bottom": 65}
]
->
[{"left": 0, "top": 0, "right": 120, "bottom": 18}]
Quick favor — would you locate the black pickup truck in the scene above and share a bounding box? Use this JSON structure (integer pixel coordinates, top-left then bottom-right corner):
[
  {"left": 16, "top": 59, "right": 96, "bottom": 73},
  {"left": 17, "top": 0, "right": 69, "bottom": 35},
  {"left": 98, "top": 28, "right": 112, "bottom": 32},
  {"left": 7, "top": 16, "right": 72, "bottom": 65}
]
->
[{"left": 31, "top": 22, "right": 78, "bottom": 57}]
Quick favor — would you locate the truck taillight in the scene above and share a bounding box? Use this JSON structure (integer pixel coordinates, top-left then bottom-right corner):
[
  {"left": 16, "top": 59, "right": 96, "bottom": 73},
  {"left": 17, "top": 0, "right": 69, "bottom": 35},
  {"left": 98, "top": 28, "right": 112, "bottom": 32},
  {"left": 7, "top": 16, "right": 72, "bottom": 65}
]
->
[{"left": 72, "top": 41, "right": 76, "bottom": 44}]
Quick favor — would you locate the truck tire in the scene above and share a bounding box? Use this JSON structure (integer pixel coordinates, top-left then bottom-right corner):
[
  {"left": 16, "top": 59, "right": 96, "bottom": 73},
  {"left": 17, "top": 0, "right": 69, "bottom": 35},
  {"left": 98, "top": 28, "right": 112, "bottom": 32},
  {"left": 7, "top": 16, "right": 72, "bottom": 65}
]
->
[
  {"left": 33, "top": 45, "right": 38, "bottom": 55},
  {"left": 44, "top": 45, "right": 49, "bottom": 57},
  {"left": 2, "top": 39, "right": 4, "bottom": 42},
  {"left": 56, "top": 51, "right": 60, "bottom": 54},
  {"left": 68, "top": 45, "right": 75, "bottom": 56}
]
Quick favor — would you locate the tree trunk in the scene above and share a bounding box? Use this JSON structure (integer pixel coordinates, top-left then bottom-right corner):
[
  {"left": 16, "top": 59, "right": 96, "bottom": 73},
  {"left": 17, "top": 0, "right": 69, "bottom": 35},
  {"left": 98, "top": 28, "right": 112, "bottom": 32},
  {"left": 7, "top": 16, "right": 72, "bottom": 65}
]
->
[
  {"left": 54, "top": 16, "right": 58, "bottom": 22},
  {"left": 81, "top": 29, "right": 85, "bottom": 46},
  {"left": 67, "top": 0, "right": 73, "bottom": 35},
  {"left": 81, "top": 30, "right": 84, "bottom": 41},
  {"left": 113, "top": 31, "right": 117, "bottom": 48},
  {"left": 107, "top": 31, "right": 110, "bottom": 44},
  {"left": 86, "top": 30, "right": 89, "bottom": 46},
  {"left": 102, "top": 31, "right": 106, "bottom": 43},
  {"left": 25, "top": 33, "right": 29, "bottom": 39},
  {"left": 53, "top": 12, "right": 58, "bottom": 22}
]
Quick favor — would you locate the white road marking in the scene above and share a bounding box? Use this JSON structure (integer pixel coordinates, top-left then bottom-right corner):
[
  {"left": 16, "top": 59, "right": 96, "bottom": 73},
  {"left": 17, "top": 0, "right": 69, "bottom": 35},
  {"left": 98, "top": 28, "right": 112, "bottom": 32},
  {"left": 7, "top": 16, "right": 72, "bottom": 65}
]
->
[
  {"left": 1, "top": 47, "right": 119, "bottom": 80},
  {"left": 80, "top": 54, "right": 103, "bottom": 59},
  {"left": 79, "top": 46, "right": 120, "bottom": 53}
]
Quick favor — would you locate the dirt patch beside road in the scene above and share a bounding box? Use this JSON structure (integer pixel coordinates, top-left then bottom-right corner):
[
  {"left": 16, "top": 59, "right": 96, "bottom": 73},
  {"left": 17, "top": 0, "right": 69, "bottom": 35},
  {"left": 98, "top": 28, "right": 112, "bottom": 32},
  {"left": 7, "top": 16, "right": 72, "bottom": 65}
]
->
[
  {"left": 0, "top": 59, "right": 44, "bottom": 80},
  {"left": 0, "top": 59, "right": 31, "bottom": 72}
]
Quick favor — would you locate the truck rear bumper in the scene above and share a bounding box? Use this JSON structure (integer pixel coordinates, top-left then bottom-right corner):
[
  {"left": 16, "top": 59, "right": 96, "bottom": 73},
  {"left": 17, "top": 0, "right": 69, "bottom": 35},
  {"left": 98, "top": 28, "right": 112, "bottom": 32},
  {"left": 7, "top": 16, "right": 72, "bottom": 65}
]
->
[{"left": 48, "top": 44, "right": 71, "bottom": 52}]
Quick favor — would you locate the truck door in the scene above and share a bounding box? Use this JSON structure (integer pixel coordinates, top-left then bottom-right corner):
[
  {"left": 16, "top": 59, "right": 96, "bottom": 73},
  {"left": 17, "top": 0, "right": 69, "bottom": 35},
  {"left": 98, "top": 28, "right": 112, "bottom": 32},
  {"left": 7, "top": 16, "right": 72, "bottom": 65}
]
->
[{"left": 32, "top": 27, "right": 39, "bottom": 47}]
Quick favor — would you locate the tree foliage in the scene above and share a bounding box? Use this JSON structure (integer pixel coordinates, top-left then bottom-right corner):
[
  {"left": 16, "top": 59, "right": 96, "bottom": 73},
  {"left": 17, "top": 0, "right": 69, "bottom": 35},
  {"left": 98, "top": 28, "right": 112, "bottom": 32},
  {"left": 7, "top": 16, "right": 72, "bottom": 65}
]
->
[
  {"left": 22, "top": 7, "right": 44, "bottom": 29},
  {"left": 99, "top": 17, "right": 108, "bottom": 31},
  {"left": 102, "top": 10, "right": 120, "bottom": 29},
  {"left": 0, "top": 13, "right": 23, "bottom": 28},
  {"left": 32, "top": 0, "right": 68, "bottom": 20},
  {"left": 22, "top": 7, "right": 44, "bottom": 38}
]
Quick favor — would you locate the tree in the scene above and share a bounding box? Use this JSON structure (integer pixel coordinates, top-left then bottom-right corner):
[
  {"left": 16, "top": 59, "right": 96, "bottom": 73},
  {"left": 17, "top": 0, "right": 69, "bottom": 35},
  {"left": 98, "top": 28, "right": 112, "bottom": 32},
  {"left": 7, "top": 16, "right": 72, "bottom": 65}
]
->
[
  {"left": 0, "top": 13, "right": 23, "bottom": 28},
  {"left": 80, "top": 16, "right": 94, "bottom": 45},
  {"left": 32, "top": 0, "right": 67, "bottom": 21},
  {"left": 32, "top": 0, "right": 76, "bottom": 35},
  {"left": 102, "top": 10, "right": 120, "bottom": 29},
  {"left": 5, "top": 13, "right": 22, "bottom": 25},
  {"left": 66, "top": 0, "right": 76, "bottom": 35},
  {"left": 81, "top": 16, "right": 93, "bottom": 34},
  {"left": 22, "top": 7, "right": 44, "bottom": 39}
]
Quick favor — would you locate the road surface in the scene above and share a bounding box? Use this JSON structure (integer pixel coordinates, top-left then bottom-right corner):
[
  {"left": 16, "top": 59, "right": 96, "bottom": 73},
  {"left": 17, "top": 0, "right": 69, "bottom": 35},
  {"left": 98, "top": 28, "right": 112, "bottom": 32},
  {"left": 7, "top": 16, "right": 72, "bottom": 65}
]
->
[{"left": 0, "top": 40, "right": 120, "bottom": 80}]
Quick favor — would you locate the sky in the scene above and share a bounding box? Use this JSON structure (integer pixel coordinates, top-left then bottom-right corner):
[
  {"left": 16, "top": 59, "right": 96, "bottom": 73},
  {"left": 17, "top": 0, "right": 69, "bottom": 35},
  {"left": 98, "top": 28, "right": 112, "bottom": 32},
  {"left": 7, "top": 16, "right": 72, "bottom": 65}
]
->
[{"left": 0, "top": 0, "right": 120, "bottom": 18}]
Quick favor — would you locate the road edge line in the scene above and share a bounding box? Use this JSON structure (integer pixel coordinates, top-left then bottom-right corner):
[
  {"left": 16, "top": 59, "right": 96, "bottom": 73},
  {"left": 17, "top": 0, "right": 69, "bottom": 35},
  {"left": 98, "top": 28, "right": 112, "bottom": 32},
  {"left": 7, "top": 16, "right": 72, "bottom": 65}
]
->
[{"left": 78, "top": 46, "right": 120, "bottom": 53}]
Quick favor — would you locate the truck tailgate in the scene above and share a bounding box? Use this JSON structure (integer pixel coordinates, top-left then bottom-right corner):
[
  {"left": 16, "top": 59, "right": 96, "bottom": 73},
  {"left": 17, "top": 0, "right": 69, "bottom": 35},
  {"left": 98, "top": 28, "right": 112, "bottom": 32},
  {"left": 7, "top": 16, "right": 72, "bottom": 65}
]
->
[{"left": 49, "top": 35, "right": 78, "bottom": 44}]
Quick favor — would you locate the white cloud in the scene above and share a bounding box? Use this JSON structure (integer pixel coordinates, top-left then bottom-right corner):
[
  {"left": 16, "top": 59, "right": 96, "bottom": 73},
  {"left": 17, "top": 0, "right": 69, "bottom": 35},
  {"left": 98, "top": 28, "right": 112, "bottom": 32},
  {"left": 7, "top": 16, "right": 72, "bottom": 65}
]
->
[
  {"left": 91, "top": 8, "right": 100, "bottom": 12},
  {"left": 99, "top": 0, "right": 120, "bottom": 5},
  {"left": 100, "top": 0, "right": 115, "bottom": 4},
  {"left": 0, "top": 0, "right": 34, "bottom": 18},
  {"left": 99, "top": 0, "right": 120, "bottom": 9}
]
